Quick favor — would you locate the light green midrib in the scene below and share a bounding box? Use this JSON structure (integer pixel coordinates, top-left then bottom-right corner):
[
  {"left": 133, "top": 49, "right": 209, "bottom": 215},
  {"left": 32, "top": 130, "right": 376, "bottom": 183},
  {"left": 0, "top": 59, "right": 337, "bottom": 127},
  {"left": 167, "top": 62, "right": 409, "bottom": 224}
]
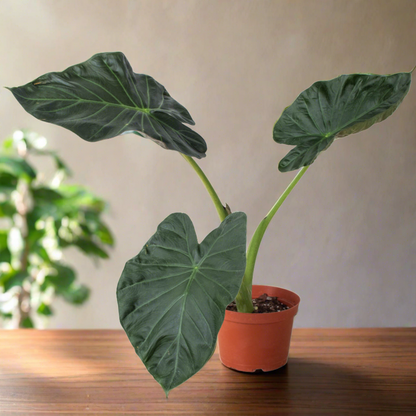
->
[
  {"left": 13, "top": 94, "right": 154, "bottom": 114},
  {"left": 103, "top": 60, "right": 138, "bottom": 109},
  {"left": 282, "top": 104, "right": 394, "bottom": 144},
  {"left": 12, "top": 91, "right": 202, "bottom": 150},
  {"left": 13, "top": 91, "right": 201, "bottom": 148},
  {"left": 328, "top": 91, "right": 398, "bottom": 137},
  {"left": 169, "top": 267, "right": 198, "bottom": 391},
  {"left": 195, "top": 223, "right": 242, "bottom": 267},
  {"left": 164, "top": 231, "right": 240, "bottom": 391},
  {"left": 277, "top": 88, "right": 408, "bottom": 143}
]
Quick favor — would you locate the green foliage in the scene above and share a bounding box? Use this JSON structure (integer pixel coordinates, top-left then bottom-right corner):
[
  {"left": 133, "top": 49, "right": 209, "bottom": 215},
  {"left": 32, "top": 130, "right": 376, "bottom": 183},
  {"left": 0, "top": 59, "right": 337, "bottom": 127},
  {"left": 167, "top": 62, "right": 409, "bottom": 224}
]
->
[
  {"left": 8, "top": 52, "right": 413, "bottom": 393},
  {"left": 273, "top": 72, "right": 412, "bottom": 172},
  {"left": 117, "top": 212, "right": 246, "bottom": 395},
  {"left": 0, "top": 130, "right": 114, "bottom": 328},
  {"left": 0, "top": 311, "right": 13, "bottom": 319},
  {"left": 61, "top": 284, "right": 90, "bottom": 305},
  {"left": 37, "top": 303, "right": 53, "bottom": 316},
  {"left": 0, "top": 231, "right": 11, "bottom": 263},
  {"left": 0, "top": 156, "right": 36, "bottom": 179},
  {"left": 21, "top": 316, "right": 34, "bottom": 328},
  {"left": 41, "top": 263, "right": 76, "bottom": 291},
  {"left": 8, "top": 52, "right": 206, "bottom": 159},
  {"left": 1, "top": 270, "right": 28, "bottom": 292}
]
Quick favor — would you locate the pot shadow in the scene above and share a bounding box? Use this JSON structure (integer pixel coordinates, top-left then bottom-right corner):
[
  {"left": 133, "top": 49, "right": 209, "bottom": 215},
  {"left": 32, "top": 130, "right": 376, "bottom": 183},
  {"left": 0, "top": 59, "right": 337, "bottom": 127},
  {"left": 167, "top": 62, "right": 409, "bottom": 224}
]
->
[{"left": 210, "top": 358, "right": 416, "bottom": 414}]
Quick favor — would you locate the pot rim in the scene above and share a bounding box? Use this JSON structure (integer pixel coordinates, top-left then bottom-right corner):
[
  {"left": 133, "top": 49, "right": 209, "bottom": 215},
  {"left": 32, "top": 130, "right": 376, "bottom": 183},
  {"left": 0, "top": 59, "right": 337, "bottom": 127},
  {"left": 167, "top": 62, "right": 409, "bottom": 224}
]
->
[{"left": 224, "top": 284, "right": 300, "bottom": 324}]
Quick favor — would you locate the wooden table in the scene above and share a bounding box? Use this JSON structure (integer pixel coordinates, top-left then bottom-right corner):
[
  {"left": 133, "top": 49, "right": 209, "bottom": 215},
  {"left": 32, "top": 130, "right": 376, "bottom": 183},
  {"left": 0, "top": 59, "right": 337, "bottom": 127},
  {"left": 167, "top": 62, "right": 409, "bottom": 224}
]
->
[{"left": 0, "top": 329, "right": 415, "bottom": 415}]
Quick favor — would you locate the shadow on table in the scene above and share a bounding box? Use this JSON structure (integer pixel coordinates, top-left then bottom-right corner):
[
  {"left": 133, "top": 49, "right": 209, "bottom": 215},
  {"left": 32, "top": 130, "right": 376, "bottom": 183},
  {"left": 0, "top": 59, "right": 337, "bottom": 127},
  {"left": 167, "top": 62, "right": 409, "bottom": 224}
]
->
[
  {"left": 3, "top": 342, "right": 414, "bottom": 414},
  {"left": 209, "top": 358, "right": 414, "bottom": 413}
]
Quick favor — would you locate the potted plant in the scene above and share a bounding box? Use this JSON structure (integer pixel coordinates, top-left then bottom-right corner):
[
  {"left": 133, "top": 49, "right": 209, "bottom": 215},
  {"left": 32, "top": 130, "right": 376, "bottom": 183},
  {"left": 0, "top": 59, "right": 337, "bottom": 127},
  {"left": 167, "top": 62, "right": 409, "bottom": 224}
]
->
[
  {"left": 0, "top": 130, "right": 114, "bottom": 328},
  {"left": 7, "top": 52, "right": 413, "bottom": 395}
]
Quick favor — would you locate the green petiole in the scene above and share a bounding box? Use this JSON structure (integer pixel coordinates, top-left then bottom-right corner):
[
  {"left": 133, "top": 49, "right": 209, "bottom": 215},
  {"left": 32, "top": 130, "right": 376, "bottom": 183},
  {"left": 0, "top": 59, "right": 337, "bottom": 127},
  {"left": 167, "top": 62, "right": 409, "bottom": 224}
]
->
[
  {"left": 236, "top": 166, "right": 309, "bottom": 312},
  {"left": 181, "top": 154, "right": 228, "bottom": 222},
  {"left": 182, "top": 153, "right": 309, "bottom": 313}
]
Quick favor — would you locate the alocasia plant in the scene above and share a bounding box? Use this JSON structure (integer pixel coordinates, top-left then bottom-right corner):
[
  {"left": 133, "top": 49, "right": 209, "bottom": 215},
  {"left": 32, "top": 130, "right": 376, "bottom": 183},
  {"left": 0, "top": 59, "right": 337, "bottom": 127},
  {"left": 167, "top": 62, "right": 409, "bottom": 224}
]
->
[{"left": 8, "top": 52, "right": 413, "bottom": 395}]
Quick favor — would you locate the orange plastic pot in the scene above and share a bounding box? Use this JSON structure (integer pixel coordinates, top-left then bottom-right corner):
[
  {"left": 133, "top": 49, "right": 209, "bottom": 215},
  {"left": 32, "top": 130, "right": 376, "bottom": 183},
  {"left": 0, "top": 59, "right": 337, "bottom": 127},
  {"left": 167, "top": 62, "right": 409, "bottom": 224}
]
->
[{"left": 218, "top": 285, "right": 300, "bottom": 372}]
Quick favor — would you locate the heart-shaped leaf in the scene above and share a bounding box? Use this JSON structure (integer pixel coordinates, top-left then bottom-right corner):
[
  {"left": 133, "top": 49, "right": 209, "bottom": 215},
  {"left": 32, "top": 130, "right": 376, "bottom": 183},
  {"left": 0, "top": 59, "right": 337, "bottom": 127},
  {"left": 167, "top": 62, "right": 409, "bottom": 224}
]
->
[
  {"left": 117, "top": 212, "right": 247, "bottom": 396},
  {"left": 273, "top": 72, "right": 412, "bottom": 172},
  {"left": 8, "top": 52, "right": 206, "bottom": 158}
]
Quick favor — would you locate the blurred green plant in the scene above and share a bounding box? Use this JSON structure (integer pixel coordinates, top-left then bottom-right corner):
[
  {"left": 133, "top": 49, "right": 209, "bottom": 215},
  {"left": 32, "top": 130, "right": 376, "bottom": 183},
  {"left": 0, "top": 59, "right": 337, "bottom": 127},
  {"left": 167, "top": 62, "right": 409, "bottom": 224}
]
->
[{"left": 0, "top": 130, "right": 114, "bottom": 328}]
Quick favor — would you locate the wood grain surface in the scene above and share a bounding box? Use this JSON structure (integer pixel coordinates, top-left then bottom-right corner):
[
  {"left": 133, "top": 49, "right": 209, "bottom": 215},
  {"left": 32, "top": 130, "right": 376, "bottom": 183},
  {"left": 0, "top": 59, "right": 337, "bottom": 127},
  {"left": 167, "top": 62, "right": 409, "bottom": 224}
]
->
[{"left": 0, "top": 328, "right": 415, "bottom": 415}]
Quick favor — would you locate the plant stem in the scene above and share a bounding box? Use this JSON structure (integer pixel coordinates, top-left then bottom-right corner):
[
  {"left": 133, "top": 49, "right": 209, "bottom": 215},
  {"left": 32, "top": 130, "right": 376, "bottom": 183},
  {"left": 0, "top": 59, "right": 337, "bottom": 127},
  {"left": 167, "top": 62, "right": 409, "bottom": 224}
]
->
[
  {"left": 14, "top": 152, "right": 32, "bottom": 328},
  {"left": 235, "top": 165, "right": 310, "bottom": 313},
  {"left": 181, "top": 154, "right": 228, "bottom": 221},
  {"left": 17, "top": 282, "right": 30, "bottom": 328},
  {"left": 17, "top": 224, "right": 31, "bottom": 328}
]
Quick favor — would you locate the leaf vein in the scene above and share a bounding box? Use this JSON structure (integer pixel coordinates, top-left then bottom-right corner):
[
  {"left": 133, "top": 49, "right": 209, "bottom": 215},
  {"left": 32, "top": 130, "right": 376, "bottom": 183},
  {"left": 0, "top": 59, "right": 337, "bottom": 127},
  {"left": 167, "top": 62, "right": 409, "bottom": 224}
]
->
[
  {"left": 103, "top": 60, "right": 139, "bottom": 109},
  {"left": 123, "top": 276, "right": 189, "bottom": 319},
  {"left": 88, "top": 108, "right": 128, "bottom": 140},
  {"left": 194, "top": 279, "right": 223, "bottom": 315},
  {"left": 75, "top": 73, "right": 123, "bottom": 105},
  {"left": 139, "top": 295, "right": 185, "bottom": 351},
  {"left": 118, "top": 270, "right": 190, "bottom": 293},
  {"left": 196, "top": 270, "right": 234, "bottom": 298},
  {"left": 202, "top": 244, "right": 246, "bottom": 261}
]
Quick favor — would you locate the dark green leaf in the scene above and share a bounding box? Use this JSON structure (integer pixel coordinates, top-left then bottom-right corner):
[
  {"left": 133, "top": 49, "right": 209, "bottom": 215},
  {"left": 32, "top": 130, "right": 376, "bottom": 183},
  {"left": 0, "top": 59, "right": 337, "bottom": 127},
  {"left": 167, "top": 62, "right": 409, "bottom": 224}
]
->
[
  {"left": 27, "top": 204, "right": 61, "bottom": 227},
  {"left": 21, "top": 316, "right": 34, "bottom": 328},
  {"left": 79, "top": 223, "right": 91, "bottom": 235},
  {"left": 117, "top": 212, "right": 247, "bottom": 395},
  {"left": 0, "top": 231, "right": 8, "bottom": 249},
  {"left": 81, "top": 211, "right": 114, "bottom": 246},
  {"left": 37, "top": 303, "right": 53, "bottom": 316},
  {"left": 61, "top": 284, "right": 90, "bottom": 305},
  {"left": 31, "top": 241, "right": 50, "bottom": 263},
  {"left": 27, "top": 229, "right": 45, "bottom": 245},
  {"left": 273, "top": 72, "right": 412, "bottom": 172},
  {"left": 53, "top": 155, "right": 72, "bottom": 176},
  {"left": 0, "top": 201, "right": 16, "bottom": 217},
  {"left": 0, "top": 311, "right": 13, "bottom": 319},
  {"left": 0, "top": 250, "right": 11, "bottom": 263},
  {"left": 95, "top": 222, "right": 114, "bottom": 246},
  {"left": 0, "top": 156, "right": 36, "bottom": 179},
  {"left": 0, "top": 250, "right": 11, "bottom": 264},
  {"left": 1, "top": 270, "right": 28, "bottom": 291},
  {"left": 8, "top": 52, "right": 207, "bottom": 159},
  {"left": 57, "top": 185, "right": 106, "bottom": 212},
  {"left": 32, "top": 186, "right": 64, "bottom": 202},
  {"left": 73, "top": 238, "right": 109, "bottom": 259},
  {"left": 0, "top": 172, "right": 18, "bottom": 192},
  {"left": 42, "top": 263, "right": 76, "bottom": 291},
  {"left": 0, "top": 231, "right": 11, "bottom": 263}
]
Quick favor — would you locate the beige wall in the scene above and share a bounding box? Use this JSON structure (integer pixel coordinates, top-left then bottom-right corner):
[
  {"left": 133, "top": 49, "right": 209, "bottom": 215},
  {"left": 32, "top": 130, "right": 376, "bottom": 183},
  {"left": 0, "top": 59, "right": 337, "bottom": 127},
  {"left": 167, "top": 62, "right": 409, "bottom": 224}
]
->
[{"left": 1, "top": 0, "right": 415, "bottom": 328}]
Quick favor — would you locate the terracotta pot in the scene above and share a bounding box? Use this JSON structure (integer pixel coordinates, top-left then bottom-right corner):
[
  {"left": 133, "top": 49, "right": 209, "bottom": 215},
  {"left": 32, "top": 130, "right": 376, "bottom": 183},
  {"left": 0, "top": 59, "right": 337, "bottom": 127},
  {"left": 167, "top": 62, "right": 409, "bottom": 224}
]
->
[{"left": 218, "top": 285, "right": 300, "bottom": 372}]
